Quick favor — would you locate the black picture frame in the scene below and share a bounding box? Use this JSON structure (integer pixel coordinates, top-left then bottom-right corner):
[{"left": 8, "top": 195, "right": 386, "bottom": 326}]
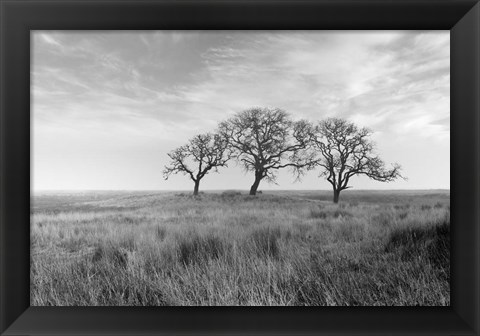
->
[{"left": 1, "top": 0, "right": 479, "bottom": 335}]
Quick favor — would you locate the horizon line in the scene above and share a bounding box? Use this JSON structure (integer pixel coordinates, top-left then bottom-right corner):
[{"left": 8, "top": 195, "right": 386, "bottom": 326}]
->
[{"left": 32, "top": 188, "right": 451, "bottom": 192}]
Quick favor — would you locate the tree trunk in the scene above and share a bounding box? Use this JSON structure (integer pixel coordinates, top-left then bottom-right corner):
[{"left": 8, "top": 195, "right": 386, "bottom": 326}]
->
[
  {"left": 333, "top": 188, "right": 340, "bottom": 203},
  {"left": 193, "top": 180, "right": 200, "bottom": 196},
  {"left": 249, "top": 172, "right": 262, "bottom": 196}
]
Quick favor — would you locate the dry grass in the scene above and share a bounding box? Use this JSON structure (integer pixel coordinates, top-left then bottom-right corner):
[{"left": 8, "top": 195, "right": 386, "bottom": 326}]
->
[{"left": 31, "top": 190, "right": 450, "bottom": 306}]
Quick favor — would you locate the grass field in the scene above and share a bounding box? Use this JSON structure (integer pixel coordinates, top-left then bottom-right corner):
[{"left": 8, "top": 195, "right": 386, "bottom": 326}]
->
[{"left": 31, "top": 189, "right": 450, "bottom": 306}]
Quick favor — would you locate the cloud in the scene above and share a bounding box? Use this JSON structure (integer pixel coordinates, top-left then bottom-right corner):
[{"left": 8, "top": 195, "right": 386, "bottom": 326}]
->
[
  {"left": 169, "top": 31, "right": 449, "bottom": 142},
  {"left": 33, "top": 31, "right": 450, "bottom": 139},
  {"left": 32, "top": 31, "right": 450, "bottom": 190},
  {"left": 39, "top": 33, "right": 62, "bottom": 47}
]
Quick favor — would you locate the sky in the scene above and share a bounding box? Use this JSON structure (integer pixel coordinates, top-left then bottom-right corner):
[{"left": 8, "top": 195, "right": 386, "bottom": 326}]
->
[{"left": 32, "top": 31, "right": 450, "bottom": 191}]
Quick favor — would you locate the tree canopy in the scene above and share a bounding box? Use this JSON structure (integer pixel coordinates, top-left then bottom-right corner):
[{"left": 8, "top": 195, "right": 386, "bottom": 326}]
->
[
  {"left": 163, "top": 132, "right": 230, "bottom": 195},
  {"left": 218, "top": 107, "right": 316, "bottom": 195},
  {"left": 310, "top": 117, "right": 402, "bottom": 203}
]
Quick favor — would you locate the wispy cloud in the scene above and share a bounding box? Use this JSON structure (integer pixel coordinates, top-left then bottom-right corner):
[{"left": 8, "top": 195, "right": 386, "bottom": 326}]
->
[
  {"left": 32, "top": 31, "right": 449, "bottom": 190},
  {"left": 39, "top": 33, "right": 62, "bottom": 47}
]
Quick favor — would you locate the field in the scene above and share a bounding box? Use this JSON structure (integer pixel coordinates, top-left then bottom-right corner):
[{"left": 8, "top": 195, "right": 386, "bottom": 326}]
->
[{"left": 31, "top": 190, "right": 450, "bottom": 306}]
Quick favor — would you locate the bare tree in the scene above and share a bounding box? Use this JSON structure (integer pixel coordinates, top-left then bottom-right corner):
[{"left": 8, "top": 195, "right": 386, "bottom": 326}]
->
[
  {"left": 163, "top": 133, "right": 230, "bottom": 195},
  {"left": 311, "top": 118, "right": 402, "bottom": 203},
  {"left": 218, "top": 107, "right": 316, "bottom": 195}
]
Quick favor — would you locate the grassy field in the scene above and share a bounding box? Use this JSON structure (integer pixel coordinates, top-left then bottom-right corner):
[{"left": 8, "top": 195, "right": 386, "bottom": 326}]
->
[{"left": 31, "top": 189, "right": 450, "bottom": 306}]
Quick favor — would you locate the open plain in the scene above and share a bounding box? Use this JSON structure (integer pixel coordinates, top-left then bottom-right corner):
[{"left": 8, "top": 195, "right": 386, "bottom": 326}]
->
[{"left": 31, "top": 190, "right": 450, "bottom": 306}]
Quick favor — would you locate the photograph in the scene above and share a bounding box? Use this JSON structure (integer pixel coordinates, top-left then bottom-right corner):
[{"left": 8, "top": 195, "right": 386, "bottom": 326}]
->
[{"left": 31, "top": 30, "right": 450, "bottom": 306}]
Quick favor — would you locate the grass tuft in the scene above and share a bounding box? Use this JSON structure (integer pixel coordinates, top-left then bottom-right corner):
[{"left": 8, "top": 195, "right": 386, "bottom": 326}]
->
[
  {"left": 92, "top": 244, "right": 129, "bottom": 269},
  {"left": 249, "top": 226, "right": 282, "bottom": 259},
  {"left": 177, "top": 233, "right": 227, "bottom": 265}
]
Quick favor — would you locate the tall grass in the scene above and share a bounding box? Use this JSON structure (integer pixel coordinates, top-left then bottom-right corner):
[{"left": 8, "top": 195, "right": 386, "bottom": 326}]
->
[{"left": 31, "top": 191, "right": 450, "bottom": 306}]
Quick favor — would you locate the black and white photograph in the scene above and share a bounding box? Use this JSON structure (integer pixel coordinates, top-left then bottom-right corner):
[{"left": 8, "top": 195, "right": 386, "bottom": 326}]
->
[{"left": 31, "top": 30, "right": 450, "bottom": 306}]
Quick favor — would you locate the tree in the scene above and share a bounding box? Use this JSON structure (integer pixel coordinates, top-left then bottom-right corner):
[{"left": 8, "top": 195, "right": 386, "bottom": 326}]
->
[
  {"left": 311, "top": 118, "right": 402, "bottom": 203},
  {"left": 163, "top": 132, "right": 230, "bottom": 195},
  {"left": 218, "top": 107, "right": 316, "bottom": 195}
]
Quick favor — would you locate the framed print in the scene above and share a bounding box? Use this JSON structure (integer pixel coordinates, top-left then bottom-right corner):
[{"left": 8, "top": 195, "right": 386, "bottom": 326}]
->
[{"left": 1, "top": 0, "right": 479, "bottom": 335}]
